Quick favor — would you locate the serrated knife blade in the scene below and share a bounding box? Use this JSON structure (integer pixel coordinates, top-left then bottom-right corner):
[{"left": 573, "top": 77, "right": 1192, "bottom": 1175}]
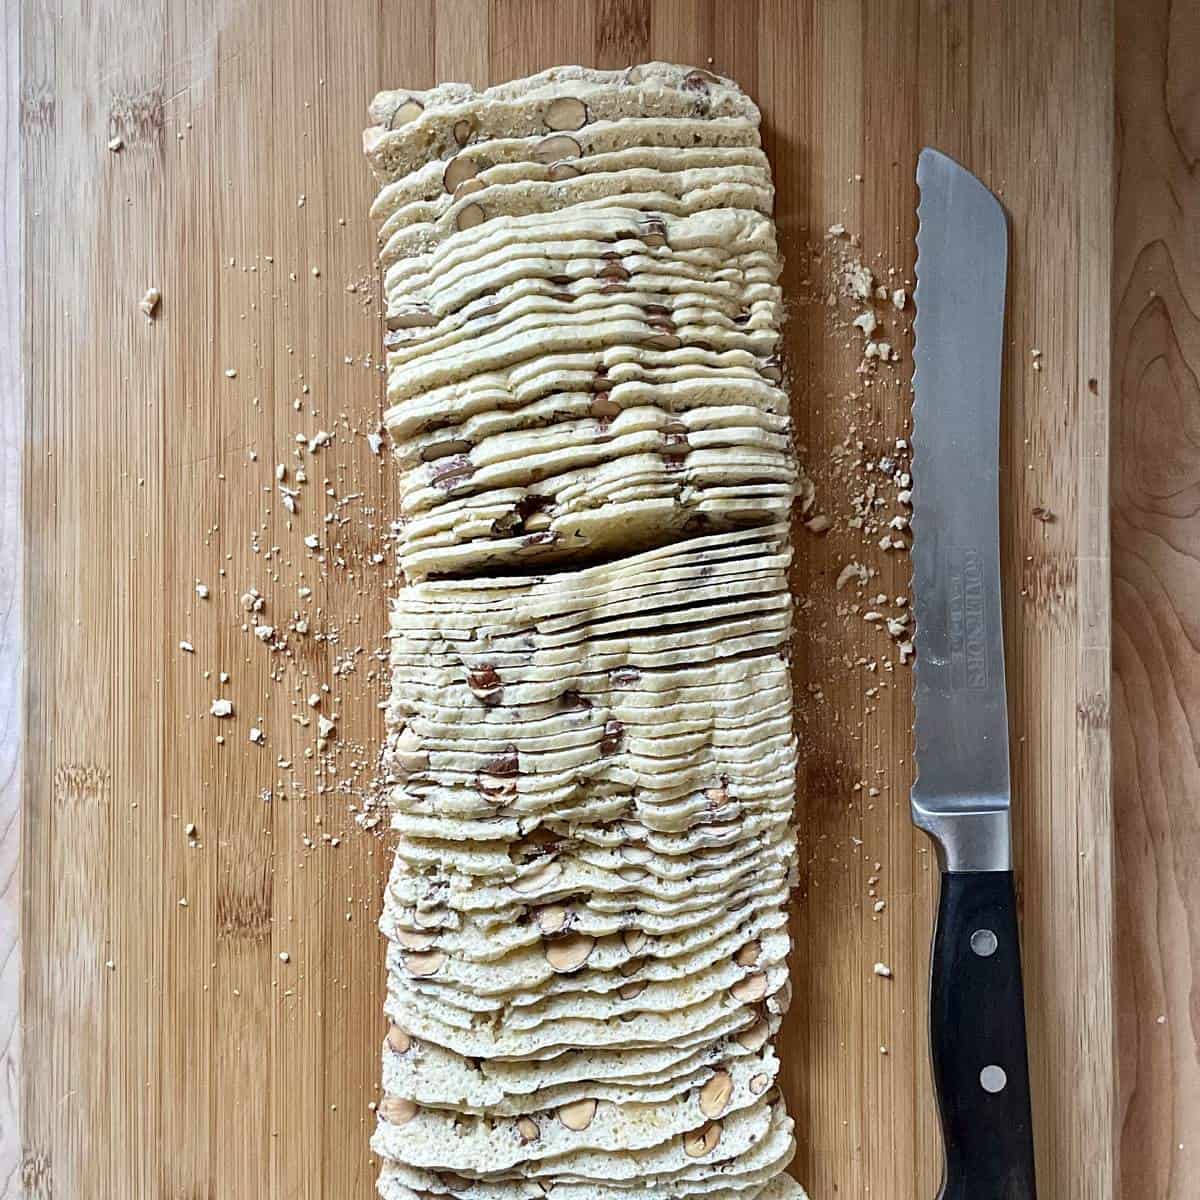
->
[{"left": 912, "top": 148, "right": 1037, "bottom": 1200}]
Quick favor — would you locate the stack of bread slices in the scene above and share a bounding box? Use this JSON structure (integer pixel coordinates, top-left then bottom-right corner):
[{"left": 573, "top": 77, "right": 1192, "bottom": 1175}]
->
[{"left": 364, "top": 62, "right": 806, "bottom": 1200}]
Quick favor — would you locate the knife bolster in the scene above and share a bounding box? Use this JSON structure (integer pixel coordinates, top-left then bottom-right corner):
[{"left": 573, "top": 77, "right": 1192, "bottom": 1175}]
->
[{"left": 911, "top": 804, "right": 1012, "bottom": 872}]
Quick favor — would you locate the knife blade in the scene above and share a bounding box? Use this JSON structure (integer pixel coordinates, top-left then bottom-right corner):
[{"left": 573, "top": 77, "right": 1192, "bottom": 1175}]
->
[{"left": 911, "top": 147, "right": 1037, "bottom": 1200}]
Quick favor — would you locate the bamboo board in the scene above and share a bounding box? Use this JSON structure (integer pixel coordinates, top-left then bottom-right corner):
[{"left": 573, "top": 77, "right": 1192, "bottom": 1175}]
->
[
  {"left": 1112, "top": 1, "right": 1200, "bottom": 1196},
  {"left": 12, "top": 2, "right": 1115, "bottom": 1196}
]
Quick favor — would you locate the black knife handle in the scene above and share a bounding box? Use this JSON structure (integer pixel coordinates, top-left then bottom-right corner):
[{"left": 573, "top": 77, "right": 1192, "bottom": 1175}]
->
[{"left": 930, "top": 870, "right": 1037, "bottom": 1200}]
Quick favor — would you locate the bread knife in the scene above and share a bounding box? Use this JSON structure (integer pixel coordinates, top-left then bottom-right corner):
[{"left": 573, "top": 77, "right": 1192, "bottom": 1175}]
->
[{"left": 911, "top": 147, "right": 1038, "bottom": 1200}]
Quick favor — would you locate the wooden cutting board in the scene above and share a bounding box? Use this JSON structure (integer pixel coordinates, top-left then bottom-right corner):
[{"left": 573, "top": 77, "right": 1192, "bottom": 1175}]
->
[{"left": 9, "top": 1, "right": 1120, "bottom": 1197}]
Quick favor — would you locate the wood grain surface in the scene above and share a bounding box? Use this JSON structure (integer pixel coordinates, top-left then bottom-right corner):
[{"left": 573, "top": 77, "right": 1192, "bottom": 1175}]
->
[
  {"left": 1113, "top": 1, "right": 1200, "bottom": 1196},
  {"left": 14, "top": 2, "right": 1116, "bottom": 1197},
  {"left": 2, "top": 0, "right": 23, "bottom": 1193}
]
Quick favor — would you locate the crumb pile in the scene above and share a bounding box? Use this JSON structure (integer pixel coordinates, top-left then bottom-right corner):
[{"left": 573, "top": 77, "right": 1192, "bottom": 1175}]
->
[{"left": 364, "top": 63, "right": 807, "bottom": 1200}]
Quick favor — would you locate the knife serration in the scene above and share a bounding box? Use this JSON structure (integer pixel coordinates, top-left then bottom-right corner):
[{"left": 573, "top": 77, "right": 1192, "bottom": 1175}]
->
[{"left": 911, "top": 148, "right": 1012, "bottom": 873}]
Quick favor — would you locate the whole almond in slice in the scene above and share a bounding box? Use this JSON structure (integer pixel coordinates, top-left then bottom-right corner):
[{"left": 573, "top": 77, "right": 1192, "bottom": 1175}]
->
[
  {"left": 598, "top": 261, "right": 631, "bottom": 282},
  {"left": 769, "top": 975, "right": 793, "bottom": 1016},
  {"left": 454, "top": 177, "right": 485, "bottom": 199},
  {"left": 749, "top": 1072, "right": 770, "bottom": 1095},
  {"left": 734, "top": 1016, "right": 770, "bottom": 1051},
  {"left": 621, "top": 928, "right": 647, "bottom": 955},
  {"left": 683, "top": 1121, "right": 722, "bottom": 1158},
  {"left": 600, "top": 718, "right": 625, "bottom": 754},
  {"left": 557, "top": 1098, "right": 597, "bottom": 1131},
  {"left": 387, "top": 98, "right": 423, "bottom": 129},
  {"left": 395, "top": 928, "right": 437, "bottom": 952},
  {"left": 512, "top": 858, "right": 561, "bottom": 894},
  {"left": 456, "top": 203, "right": 486, "bottom": 231},
  {"left": 735, "top": 940, "right": 761, "bottom": 967},
  {"left": 618, "top": 867, "right": 647, "bottom": 884},
  {"left": 699, "top": 1070, "right": 733, "bottom": 1118},
  {"left": 731, "top": 971, "right": 768, "bottom": 1003},
  {"left": 443, "top": 155, "right": 479, "bottom": 194},
  {"left": 420, "top": 438, "right": 473, "bottom": 463},
  {"left": 413, "top": 905, "right": 448, "bottom": 930},
  {"left": 429, "top": 454, "right": 474, "bottom": 490},
  {"left": 534, "top": 134, "right": 583, "bottom": 164},
  {"left": 618, "top": 979, "right": 647, "bottom": 1001},
  {"left": 618, "top": 955, "right": 644, "bottom": 978},
  {"left": 516, "top": 1116, "right": 540, "bottom": 1144},
  {"left": 642, "top": 331, "right": 681, "bottom": 351},
  {"left": 404, "top": 949, "right": 447, "bottom": 978},
  {"left": 619, "top": 844, "right": 651, "bottom": 865},
  {"left": 378, "top": 1096, "right": 418, "bottom": 1126},
  {"left": 544, "top": 97, "right": 588, "bottom": 131},
  {"left": 385, "top": 306, "right": 437, "bottom": 332},
  {"left": 590, "top": 396, "right": 621, "bottom": 421},
  {"left": 386, "top": 1024, "right": 412, "bottom": 1054},
  {"left": 545, "top": 932, "right": 595, "bottom": 973},
  {"left": 394, "top": 726, "right": 428, "bottom": 772},
  {"left": 467, "top": 664, "right": 502, "bottom": 704},
  {"left": 475, "top": 771, "right": 517, "bottom": 803},
  {"left": 548, "top": 162, "right": 581, "bottom": 181},
  {"left": 452, "top": 117, "right": 473, "bottom": 146},
  {"left": 536, "top": 904, "right": 569, "bottom": 935},
  {"left": 484, "top": 745, "right": 519, "bottom": 776}
]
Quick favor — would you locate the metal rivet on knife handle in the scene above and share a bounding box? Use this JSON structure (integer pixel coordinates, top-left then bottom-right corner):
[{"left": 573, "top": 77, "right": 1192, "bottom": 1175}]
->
[
  {"left": 970, "top": 928, "right": 999, "bottom": 957},
  {"left": 980, "top": 1065, "right": 1008, "bottom": 1094}
]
